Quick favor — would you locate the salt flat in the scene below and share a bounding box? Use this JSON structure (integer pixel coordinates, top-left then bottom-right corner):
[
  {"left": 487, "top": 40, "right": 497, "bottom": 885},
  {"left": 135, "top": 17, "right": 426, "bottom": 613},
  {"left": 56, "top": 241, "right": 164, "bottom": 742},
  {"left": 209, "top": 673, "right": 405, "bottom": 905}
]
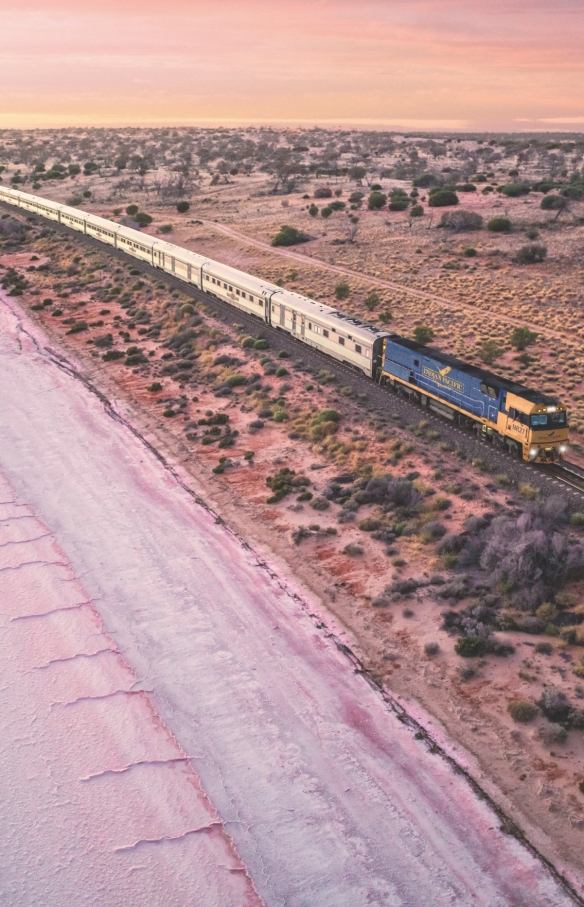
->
[{"left": 0, "top": 293, "right": 576, "bottom": 907}]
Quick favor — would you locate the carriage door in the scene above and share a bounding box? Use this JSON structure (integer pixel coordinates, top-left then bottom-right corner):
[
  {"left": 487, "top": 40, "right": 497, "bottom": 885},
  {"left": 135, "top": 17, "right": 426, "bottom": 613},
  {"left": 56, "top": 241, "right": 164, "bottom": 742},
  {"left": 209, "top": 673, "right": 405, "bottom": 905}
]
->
[
  {"left": 279, "top": 304, "right": 286, "bottom": 327},
  {"left": 292, "top": 311, "right": 297, "bottom": 333},
  {"left": 301, "top": 316, "right": 305, "bottom": 338}
]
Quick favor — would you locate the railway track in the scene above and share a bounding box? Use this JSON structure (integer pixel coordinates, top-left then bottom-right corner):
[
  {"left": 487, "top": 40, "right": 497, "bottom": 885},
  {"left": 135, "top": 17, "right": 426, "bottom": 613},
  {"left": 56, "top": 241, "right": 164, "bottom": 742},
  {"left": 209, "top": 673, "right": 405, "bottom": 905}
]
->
[{"left": 4, "top": 200, "right": 584, "bottom": 505}]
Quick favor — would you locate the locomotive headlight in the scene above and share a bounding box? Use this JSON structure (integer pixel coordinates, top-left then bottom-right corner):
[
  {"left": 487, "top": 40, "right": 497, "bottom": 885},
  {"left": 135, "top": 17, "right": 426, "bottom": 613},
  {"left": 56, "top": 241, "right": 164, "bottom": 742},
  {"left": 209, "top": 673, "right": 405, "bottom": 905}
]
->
[
  {"left": 559, "top": 445, "right": 567, "bottom": 454},
  {"left": 529, "top": 447, "right": 539, "bottom": 458}
]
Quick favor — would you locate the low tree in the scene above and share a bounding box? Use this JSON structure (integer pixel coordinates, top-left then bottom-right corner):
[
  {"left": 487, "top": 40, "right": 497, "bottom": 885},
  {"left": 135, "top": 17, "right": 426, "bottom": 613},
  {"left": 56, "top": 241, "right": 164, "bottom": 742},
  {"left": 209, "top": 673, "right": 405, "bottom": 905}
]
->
[
  {"left": 409, "top": 204, "right": 424, "bottom": 218},
  {"left": 176, "top": 201, "right": 190, "bottom": 213},
  {"left": 413, "top": 324, "right": 434, "bottom": 344},
  {"left": 347, "top": 215, "right": 359, "bottom": 243},
  {"left": 309, "top": 204, "right": 319, "bottom": 217},
  {"left": 479, "top": 339, "right": 503, "bottom": 365},
  {"left": 126, "top": 204, "right": 138, "bottom": 216},
  {"left": 349, "top": 165, "right": 367, "bottom": 184},
  {"left": 510, "top": 326, "right": 538, "bottom": 350},
  {"left": 314, "top": 186, "right": 332, "bottom": 199}
]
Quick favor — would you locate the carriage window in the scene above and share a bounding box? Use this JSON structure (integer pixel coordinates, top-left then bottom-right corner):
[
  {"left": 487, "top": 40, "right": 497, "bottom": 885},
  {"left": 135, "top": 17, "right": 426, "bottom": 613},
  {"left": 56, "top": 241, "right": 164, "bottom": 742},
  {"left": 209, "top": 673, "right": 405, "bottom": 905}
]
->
[
  {"left": 414, "top": 359, "right": 419, "bottom": 366},
  {"left": 365, "top": 349, "right": 370, "bottom": 358},
  {"left": 229, "top": 285, "right": 233, "bottom": 291},
  {"left": 355, "top": 344, "right": 362, "bottom": 354},
  {"left": 338, "top": 337, "right": 345, "bottom": 346},
  {"left": 531, "top": 414, "right": 548, "bottom": 427},
  {"left": 241, "top": 292, "right": 246, "bottom": 299},
  {"left": 236, "top": 289, "right": 240, "bottom": 295},
  {"left": 323, "top": 329, "right": 329, "bottom": 338}
]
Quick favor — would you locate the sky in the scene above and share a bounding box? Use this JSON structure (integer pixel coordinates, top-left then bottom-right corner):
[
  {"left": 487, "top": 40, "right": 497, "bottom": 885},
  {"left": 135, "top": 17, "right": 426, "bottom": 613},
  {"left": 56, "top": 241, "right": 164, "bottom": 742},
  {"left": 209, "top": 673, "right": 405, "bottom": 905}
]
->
[{"left": 0, "top": 0, "right": 583, "bottom": 131}]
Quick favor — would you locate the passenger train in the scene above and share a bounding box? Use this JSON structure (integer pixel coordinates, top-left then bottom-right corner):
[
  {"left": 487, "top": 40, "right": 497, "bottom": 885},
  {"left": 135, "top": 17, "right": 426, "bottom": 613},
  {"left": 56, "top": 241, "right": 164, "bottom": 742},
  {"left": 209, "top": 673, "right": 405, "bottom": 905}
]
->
[{"left": 0, "top": 186, "right": 569, "bottom": 463}]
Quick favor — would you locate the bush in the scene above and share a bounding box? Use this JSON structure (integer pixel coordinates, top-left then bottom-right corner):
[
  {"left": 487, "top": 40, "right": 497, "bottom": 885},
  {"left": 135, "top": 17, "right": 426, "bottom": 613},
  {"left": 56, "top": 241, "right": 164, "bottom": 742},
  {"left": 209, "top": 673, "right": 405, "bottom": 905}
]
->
[
  {"left": 487, "top": 216, "right": 511, "bottom": 233},
  {"left": 457, "top": 183, "right": 477, "bottom": 192},
  {"left": 535, "top": 641, "right": 553, "bottom": 655},
  {"left": 413, "top": 324, "right": 434, "bottom": 344},
  {"left": 126, "top": 204, "right": 138, "bottom": 216},
  {"left": 176, "top": 201, "right": 190, "bottom": 213},
  {"left": 478, "top": 339, "right": 503, "bottom": 365},
  {"left": 147, "top": 382, "right": 162, "bottom": 392},
  {"left": 499, "top": 183, "right": 531, "bottom": 197},
  {"left": 538, "top": 723, "right": 568, "bottom": 745},
  {"left": 67, "top": 195, "right": 83, "bottom": 207},
  {"left": 314, "top": 186, "right": 332, "bottom": 198},
  {"left": 321, "top": 207, "right": 333, "bottom": 219},
  {"left": 134, "top": 212, "right": 153, "bottom": 227},
  {"left": 343, "top": 543, "right": 364, "bottom": 556},
  {"left": 463, "top": 247, "right": 477, "bottom": 257},
  {"left": 158, "top": 224, "right": 173, "bottom": 234},
  {"left": 541, "top": 194, "right": 565, "bottom": 211},
  {"left": 413, "top": 173, "right": 439, "bottom": 188},
  {"left": 309, "top": 204, "right": 318, "bottom": 217},
  {"left": 514, "top": 244, "right": 547, "bottom": 264},
  {"left": 428, "top": 190, "right": 459, "bottom": 207},
  {"left": 439, "top": 210, "right": 483, "bottom": 232},
  {"left": 455, "top": 635, "right": 486, "bottom": 657},
  {"left": 510, "top": 326, "right": 537, "bottom": 349},
  {"left": 410, "top": 204, "right": 424, "bottom": 217},
  {"left": 364, "top": 291, "right": 380, "bottom": 310},
  {"left": 367, "top": 191, "right": 387, "bottom": 210},
  {"left": 253, "top": 338, "right": 269, "bottom": 350},
  {"left": 424, "top": 642, "right": 440, "bottom": 656},
  {"left": 102, "top": 349, "right": 125, "bottom": 361},
  {"left": 275, "top": 366, "right": 288, "bottom": 377},
  {"left": 272, "top": 225, "right": 310, "bottom": 246},
  {"left": 335, "top": 281, "right": 350, "bottom": 300},
  {"left": 388, "top": 199, "right": 409, "bottom": 212},
  {"left": 310, "top": 496, "right": 330, "bottom": 512},
  {"left": 65, "top": 321, "right": 88, "bottom": 335},
  {"left": 507, "top": 699, "right": 538, "bottom": 723}
]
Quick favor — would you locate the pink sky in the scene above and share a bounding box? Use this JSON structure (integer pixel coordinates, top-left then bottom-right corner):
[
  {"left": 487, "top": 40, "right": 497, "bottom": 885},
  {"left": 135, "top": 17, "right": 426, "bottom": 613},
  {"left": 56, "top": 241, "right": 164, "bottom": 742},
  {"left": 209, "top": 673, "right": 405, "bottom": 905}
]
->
[{"left": 1, "top": 0, "right": 583, "bottom": 130}]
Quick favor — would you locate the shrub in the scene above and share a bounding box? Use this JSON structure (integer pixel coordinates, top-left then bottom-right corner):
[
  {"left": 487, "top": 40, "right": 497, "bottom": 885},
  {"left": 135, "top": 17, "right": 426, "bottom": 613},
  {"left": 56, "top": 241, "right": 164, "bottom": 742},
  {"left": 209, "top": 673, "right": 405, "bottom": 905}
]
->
[
  {"left": 413, "top": 173, "right": 439, "bottom": 188},
  {"left": 507, "top": 699, "right": 538, "bottom": 723},
  {"left": 463, "top": 247, "right": 477, "bottom": 257},
  {"left": 275, "top": 366, "right": 289, "bottom": 377},
  {"left": 424, "top": 642, "right": 440, "bottom": 656},
  {"left": 518, "top": 483, "right": 538, "bottom": 501},
  {"left": 538, "top": 723, "right": 568, "bottom": 745},
  {"left": 343, "top": 543, "right": 364, "bottom": 556},
  {"left": 147, "top": 382, "right": 162, "bottom": 392},
  {"left": 388, "top": 199, "right": 409, "bottom": 212},
  {"left": 514, "top": 244, "right": 547, "bottom": 264},
  {"left": 272, "top": 225, "right": 310, "bottom": 246},
  {"left": 67, "top": 195, "right": 83, "bottom": 207},
  {"left": 134, "top": 212, "right": 153, "bottom": 227},
  {"left": 65, "top": 321, "right": 88, "bottom": 335},
  {"left": 541, "top": 194, "right": 565, "bottom": 211},
  {"left": 499, "top": 183, "right": 531, "bottom": 197},
  {"left": 510, "top": 326, "right": 537, "bottom": 350},
  {"left": 158, "top": 224, "right": 173, "bottom": 234},
  {"left": 253, "top": 338, "right": 269, "bottom": 350},
  {"left": 455, "top": 635, "right": 487, "bottom": 657},
  {"left": 314, "top": 187, "right": 332, "bottom": 198},
  {"left": 321, "top": 207, "right": 333, "bottom": 218},
  {"left": 413, "top": 324, "right": 434, "bottom": 344},
  {"left": 457, "top": 183, "right": 477, "bottom": 192},
  {"left": 410, "top": 204, "right": 424, "bottom": 217},
  {"left": 273, "top": 410, "right": 289, "bottom": 422},
  {"left": 126, "top": 204, "right": 138, "bottom": 216},
  {"left": 309, "top": 204, "right": 318, "bottom": 216},
  {"left": 535, "top": 641, "right": 553, "bottom": 655},
  {"left": 335, "top": 281, "right": 350, "bottom": 300},
  {"left": 102, "top": 349, "right": 124, "bottom": 361},
  {"left": 478, "top": 339, "right": 503, "bottom": 365},
  {"left": 368, "top": 191, "right": 387, "bottom": 210},
  {"left": 359, "top": 518, "right": 382, "bottom": 532},
  {"left": 439, "top": 210, "right": 483, "bottom": 231},
  {"left": 364, "top": 291, "right": 380, "bottom": 310},
  {"left": 487, "top": 216, "right": 511, "bottom": 233},
  {"left": 428, "top": 190, "right": 459, "bottom": 207},
  {"left": 176, "top": 201, "right": 190, "bottom": 213},
  {"left": 310, "top": 496, "right": 330, "bottom": 511}
]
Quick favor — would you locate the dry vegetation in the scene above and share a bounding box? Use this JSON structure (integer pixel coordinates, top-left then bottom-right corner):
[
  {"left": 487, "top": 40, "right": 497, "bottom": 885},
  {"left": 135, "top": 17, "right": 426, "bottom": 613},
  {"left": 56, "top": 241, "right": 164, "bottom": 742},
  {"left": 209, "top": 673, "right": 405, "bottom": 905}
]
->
[{"left": 3, "top": 125, "right": 584, "bottom": 875}]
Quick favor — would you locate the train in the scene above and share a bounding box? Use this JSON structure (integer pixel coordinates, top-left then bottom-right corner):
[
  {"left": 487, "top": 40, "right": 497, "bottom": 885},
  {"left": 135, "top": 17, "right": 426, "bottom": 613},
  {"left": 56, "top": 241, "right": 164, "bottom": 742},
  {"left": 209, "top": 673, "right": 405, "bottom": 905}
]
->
[{"left": 0, "top": 185, "right": 569, "bottom": 463}]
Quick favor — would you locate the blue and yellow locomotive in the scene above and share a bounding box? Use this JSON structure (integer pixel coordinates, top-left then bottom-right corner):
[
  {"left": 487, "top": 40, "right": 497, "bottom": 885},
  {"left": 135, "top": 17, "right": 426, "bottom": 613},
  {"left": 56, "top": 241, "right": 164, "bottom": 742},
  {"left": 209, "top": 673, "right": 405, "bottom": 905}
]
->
[{"left": 380, "top": 336, "right": 568, "bottom": 463}]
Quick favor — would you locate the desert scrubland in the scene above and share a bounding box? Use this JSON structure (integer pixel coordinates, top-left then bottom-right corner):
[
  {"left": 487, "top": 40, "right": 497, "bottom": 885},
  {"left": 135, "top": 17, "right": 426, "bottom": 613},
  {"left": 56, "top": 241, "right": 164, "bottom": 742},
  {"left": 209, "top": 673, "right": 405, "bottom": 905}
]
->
[{"left": 2, "top": 126, "right": 584, "bottom": 889}]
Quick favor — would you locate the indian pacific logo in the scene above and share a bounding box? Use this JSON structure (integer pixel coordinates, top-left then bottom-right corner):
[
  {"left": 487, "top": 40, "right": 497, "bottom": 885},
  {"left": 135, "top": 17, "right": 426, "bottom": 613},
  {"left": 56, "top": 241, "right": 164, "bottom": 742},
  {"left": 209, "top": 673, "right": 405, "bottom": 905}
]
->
[{"left": 439, "top": 366, "right": 451, "bottom": 377}]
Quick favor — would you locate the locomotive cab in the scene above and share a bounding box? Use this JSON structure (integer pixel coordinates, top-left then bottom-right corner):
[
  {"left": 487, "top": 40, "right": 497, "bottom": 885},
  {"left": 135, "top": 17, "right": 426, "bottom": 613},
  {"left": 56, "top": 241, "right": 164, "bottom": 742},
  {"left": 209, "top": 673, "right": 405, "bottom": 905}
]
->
[{"left": 500, "top": 392, "right": 568, "bottom": 463}]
